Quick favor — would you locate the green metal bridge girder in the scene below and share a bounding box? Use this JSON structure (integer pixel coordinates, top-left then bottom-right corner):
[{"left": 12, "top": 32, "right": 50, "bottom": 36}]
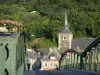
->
[
  {"left": 0, "top": 33, "right": 27, "bottom": 75},
  {"left": 59, "top": 38, "right": 100, "bottom": 72}
]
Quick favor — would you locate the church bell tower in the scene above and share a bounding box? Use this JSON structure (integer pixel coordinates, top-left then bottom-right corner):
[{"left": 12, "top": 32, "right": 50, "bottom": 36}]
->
[{"left": 58, "top": 10, "right": 73, "bottom": 52}]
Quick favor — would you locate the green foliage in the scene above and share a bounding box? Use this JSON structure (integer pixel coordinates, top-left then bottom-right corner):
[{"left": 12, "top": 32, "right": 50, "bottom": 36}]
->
[
  {"left": 39, "top": 37, "right": 57, "bottom": 48},
  {"left": 32, "top": 43, "right": 40, "bottom": 50},
  {"left": 22, "top": 12, "right": 45, "bottom": 40},
  {"left": 0, "top": 0, "right": 100, "bottom": 48}
]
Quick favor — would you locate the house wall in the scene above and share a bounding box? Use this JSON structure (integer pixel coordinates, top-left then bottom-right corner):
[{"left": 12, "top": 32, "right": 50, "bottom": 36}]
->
[{"left": 41, "top": 60, "right": 59, "bottom": 70}]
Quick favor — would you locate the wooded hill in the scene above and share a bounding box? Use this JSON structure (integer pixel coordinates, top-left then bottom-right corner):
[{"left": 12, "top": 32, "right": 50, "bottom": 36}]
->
[{"left": 0, "top": 0, "right": 100, "bottom": 48}]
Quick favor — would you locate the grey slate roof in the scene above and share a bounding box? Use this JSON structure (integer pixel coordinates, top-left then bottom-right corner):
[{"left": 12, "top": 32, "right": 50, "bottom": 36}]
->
[
  {"left": 49, "top": 53, "right": 55, "bottom": 57},
  {"left": 61, "top": 26, "right": 71, "bottom": 33},
  {"left": 41, "top": 48, "right": 61, "bottom": 61},
  {"left": 27, "top": 51, "right": 39, "bottom": 59},
  {"left": 37, "top": 49, "right": 49, "bottom": 55},
  {"left": 33, "top": 51, "right": 39, "bottom": 59},
  {"left": 60, "top": 10, "right": 71, "bottom": 33},
  {"left": 71, "top": 38, "right": 96, "bottom": 50}
]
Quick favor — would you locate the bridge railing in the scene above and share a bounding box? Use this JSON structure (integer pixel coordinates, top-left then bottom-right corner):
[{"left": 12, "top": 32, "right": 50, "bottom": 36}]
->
[
  {"left": 81, "top": 38, "right": 100, "bottom": 72},
  {"left": 0, "top": 32, "right": 27, "bottom": 75},
  {"left": 59, "top": 49, "right": 82, "bottom": 70},
  {"left": 59, "top": 38, "right": 100, "bottom": 72}
]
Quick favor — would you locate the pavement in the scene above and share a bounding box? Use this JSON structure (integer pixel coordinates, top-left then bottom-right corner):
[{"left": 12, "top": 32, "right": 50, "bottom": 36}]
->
[{"left": 24, "top": 70, "right": 100, "bottom": 75}]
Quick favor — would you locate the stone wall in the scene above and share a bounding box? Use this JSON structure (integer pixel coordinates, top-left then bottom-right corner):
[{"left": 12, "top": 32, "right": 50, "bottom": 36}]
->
[{"left": 58, "top": 32, "right": 73, "bottom": 51}]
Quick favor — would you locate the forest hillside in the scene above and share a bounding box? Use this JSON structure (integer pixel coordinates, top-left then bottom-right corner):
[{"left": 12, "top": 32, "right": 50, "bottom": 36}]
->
[{"left": 0, "top": 0, "right": 100, "bottom": 48}]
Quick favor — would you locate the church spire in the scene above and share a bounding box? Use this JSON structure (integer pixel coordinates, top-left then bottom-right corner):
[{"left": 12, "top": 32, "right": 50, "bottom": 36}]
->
[
  {"left": 64, "top": 9, "right": 69, "bottom": 28},
  {"left": 61, "top": 9, "right": 70, "bottom": 33}
]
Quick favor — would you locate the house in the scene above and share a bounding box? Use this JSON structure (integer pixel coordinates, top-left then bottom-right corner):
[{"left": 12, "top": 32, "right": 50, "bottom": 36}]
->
[{"left": 40, "top": 48, "right": 61, "bottom": 70}]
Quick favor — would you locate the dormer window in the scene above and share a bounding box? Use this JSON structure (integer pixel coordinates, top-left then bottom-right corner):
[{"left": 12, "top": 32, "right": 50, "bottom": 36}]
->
[{"left": 50, "top": 56, "right": 56, "bottom": 60}]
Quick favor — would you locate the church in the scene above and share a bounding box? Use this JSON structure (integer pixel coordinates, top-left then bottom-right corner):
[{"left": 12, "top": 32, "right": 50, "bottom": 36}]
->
[{"left": 58, "top": 10, "right": 96, "bottom": 53}]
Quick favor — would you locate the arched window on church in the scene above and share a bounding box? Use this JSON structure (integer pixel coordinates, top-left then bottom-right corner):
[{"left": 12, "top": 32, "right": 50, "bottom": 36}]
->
[{"left": 63, "top": 36, "right": 67, "bottom": 40}]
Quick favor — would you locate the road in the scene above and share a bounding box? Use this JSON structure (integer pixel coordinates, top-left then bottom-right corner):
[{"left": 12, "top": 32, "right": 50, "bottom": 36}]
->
[{"left": 24, "top": 70, "right": 100, "bottom": 75}]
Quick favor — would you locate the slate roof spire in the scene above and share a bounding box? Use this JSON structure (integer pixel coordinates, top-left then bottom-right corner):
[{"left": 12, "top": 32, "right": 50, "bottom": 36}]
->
[
  {"left": 61, "top": 9, "right": 70, "bottom": 33},
  {"left": 65, "top": 9, "right": 68, "bottom": 28}
]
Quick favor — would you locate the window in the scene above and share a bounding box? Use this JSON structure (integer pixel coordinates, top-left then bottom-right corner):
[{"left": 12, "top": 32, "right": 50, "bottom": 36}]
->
[
  {"left": 63, "top": 36, "right": 67, "bottom": 40},
  {"left": 44, "top": 63, "right": 47, "bottom": 67},
  {"left": 50, "top": 56, "right": 56, "bottom": 60},
  {"left": 50, "top": 63, "right": 54, "bottom": 67},
  {"left": 50, "top": 63, "right": 57, "bottom": 67},
  {"left": 54, "top": 64, "right": 57, "bottom": 67},
  {"left": 50, "top": 63, "right": 52, "bottom": 66},
  {"left": 64, "top": 37, "right": 66, "bottom": 39}
]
